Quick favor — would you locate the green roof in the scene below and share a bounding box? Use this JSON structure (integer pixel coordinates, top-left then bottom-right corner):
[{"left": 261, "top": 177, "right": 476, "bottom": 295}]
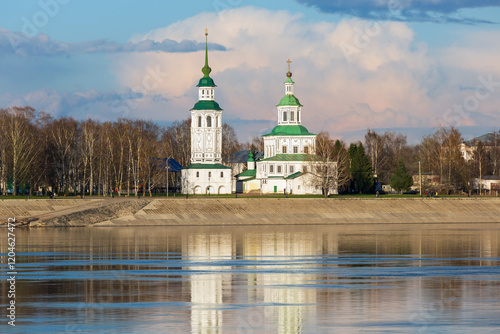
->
[
  {"left": 277, "top": 94, "right": 302, "bottom": 107},
  {"left": 191, "top": 100, "right": 222, "bottom": 111},
  {"left": 260, "top": 154, "right": 319, "bottom": 162},
  {"left": 285, "top": 77, "right": 295, "bottom": 84},
  {"left": 237, "top": 169, "right": 256, "bottom": 178},
  {"left": 262, "top": 125, "right": 315, "bottom": 137},
  {"left": 197, "top": 77, "right": 216, "bottom": 87},
  {"left": 183, "top": 163, "right": 231, "bottom": 170},
  {"left": 285, "top": 171, "right": 306, "bottom": 180}
]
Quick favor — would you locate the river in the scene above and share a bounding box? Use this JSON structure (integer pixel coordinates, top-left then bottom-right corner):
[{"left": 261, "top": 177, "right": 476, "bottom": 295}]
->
[{"left": 1, "top": 224, "right": 500, "bottom": 333}]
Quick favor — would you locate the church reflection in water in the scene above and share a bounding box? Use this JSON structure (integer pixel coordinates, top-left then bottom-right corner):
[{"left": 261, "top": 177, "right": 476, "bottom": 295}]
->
[
  {"left": 184, "top": 233, "right": 232, "bottom": 334},
  {"left": 2, "top": 225, "right": 499, "bottom": 333}
]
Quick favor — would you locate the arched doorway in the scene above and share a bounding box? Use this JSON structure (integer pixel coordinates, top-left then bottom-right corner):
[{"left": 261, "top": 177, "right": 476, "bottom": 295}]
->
[
  {"left": 206, "top": 186, "right": 215, "bottom": 195},
  {"left": 194, "top": 186, "right": 202, "bottom": 194},
  {"left": 218, "top": 186, "right": 226, "bottom": 194}
]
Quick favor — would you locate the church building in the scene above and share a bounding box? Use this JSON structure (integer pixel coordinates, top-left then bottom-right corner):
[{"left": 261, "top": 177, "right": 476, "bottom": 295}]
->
[
  {"left": 237, "top": 61, "right": 331, "bottom": 195},
  {"left": 181, "top": 30, "right": 232, "bottom": 195}
]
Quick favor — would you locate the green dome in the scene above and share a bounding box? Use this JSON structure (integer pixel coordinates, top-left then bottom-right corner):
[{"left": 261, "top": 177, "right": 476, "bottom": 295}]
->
[
  {"left": 277, "top": 94, "right": 302, "bottom": 107},
  {"left": 191, "top": 100, "right": 222, "bottom": 111},
  {"left": 197, "top": 77, "right": 216, "bottom": 87},
  {"left": 263, "top": 125, "right": 315, "bottom": 137}
]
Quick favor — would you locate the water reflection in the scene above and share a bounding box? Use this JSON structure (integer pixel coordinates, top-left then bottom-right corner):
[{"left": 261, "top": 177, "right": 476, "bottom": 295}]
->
[{"left": 0, "top": 224, "right": 499, "bottom": 333}]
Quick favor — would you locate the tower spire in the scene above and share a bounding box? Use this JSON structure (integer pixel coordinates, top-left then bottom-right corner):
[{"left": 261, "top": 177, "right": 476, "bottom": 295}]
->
[
  {"left": 286, "top": 59, "right": 292, "bottom": 78},
  {"left": 202, "top": 28, "right": 212, "bottom": 78}
]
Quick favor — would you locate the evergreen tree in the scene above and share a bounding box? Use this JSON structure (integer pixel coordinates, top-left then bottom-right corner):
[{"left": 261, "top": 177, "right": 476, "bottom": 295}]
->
[
  {"left": 348, "top": 143, "right": 374, "bottom": 194},
  {"left": 390, "top": 159, "right": 414, "bottom": 194}
]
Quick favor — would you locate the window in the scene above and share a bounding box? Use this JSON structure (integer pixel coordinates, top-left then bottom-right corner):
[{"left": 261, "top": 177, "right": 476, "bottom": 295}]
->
[
  {"left": 196, "top": 172, "right": 199, "bottom": 178},
  {"left": 220, "top": 172, "right": 224, "bottom": 178},
  {"left": 303, "top": 166, "right": 308, "bottom": 173},
  {"left": 298, "top": 185, "right": 301, "bottom": 190},
  {"left": 283, "top": 112, "right": 287, "bottom": 122},
  {"left": 293, "top": 146, "right": 298, "bottom": 153},
  {"left": 304, "top": 146, "right": 309, "bottom": 154},
  {"left": 290, "top": 165, "right": 294, "bottom": 173},
  {"left": 270, "top": 165, "right": 274, "bottom": 173},
  {"left": 291, "top": 112, "right": 295, "bottom": 121},
  {"left": 282, "top": 146, "right": 287, "bottom": 154},
  {"left": 297, "top": 111, "right": 300, "bottom": 122},
  {"left": 208, "top": 172, "right": 212, "bottom": 178},
  {"left": 207, "top": 116, "right": 212, "bottom": 127},
  {"left": 277, "top": 165, "right": 282, "bottom": 173},
  {"left": 198, "top": 116, "right": 202, "bottom": 128}
]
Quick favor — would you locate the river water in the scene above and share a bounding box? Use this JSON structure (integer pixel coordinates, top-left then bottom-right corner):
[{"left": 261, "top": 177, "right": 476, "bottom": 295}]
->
[{"left": 1, "top": 224, "right": 500, "bottom": 333}]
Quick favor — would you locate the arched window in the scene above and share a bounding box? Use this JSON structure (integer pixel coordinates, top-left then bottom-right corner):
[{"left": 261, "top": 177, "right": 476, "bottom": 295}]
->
[
  {"left": 207, "top": 116, "right": 212, "bottom": 127},
  {"left": 291, "top": 112, "right": 295, "bottom": 122},
  {"left": 198, "top": 116, "right": 202, "bottom": 127},
  {"left": 283, "top": 112, "right": 287, "bottom": 122}
]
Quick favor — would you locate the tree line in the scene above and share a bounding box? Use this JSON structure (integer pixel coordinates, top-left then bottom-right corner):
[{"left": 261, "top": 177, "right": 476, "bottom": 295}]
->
[
  {"left": 307, "top": 128, "right": 500, "bottom": 195},
  {"left": 0, "top": 106, "right": 242, "bottom": 196},
  {"left": 1, "top": 106, "right": 498, "bottom": 196}
]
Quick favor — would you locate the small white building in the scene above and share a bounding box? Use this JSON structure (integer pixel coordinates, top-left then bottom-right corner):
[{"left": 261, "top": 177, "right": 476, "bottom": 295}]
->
[
  {"left": 472, "top": 176, "right": 500, "bottom": 195},
  {"left": 181, "top": 31, "right": 232, "bottom": 195}
]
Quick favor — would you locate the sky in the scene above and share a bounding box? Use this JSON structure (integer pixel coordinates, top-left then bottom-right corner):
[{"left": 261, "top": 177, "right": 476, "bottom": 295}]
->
[{"left": 1, "top": 0, "right": 500, "bottom": 144}]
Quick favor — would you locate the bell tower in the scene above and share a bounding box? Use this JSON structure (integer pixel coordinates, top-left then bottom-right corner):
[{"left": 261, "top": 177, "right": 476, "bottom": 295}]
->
[{"left": 190, "top": 29, "right": 223, "bottom": 164}]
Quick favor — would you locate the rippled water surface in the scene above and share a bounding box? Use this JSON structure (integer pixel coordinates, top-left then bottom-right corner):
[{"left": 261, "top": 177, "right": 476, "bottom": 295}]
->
[{"left": 1, "top": 224, "right": 500, "bottom": 333}]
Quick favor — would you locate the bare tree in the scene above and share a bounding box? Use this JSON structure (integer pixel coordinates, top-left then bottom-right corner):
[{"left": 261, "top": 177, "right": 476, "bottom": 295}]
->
[
  {"left": 308, "top": 132, "right": 349, "bottom": 196},
  {"left": 2, "top": 107, "right": 41, "bottom": 196},
  {"left": 419, "top": 127, "right": 465, "bottom": 194}
]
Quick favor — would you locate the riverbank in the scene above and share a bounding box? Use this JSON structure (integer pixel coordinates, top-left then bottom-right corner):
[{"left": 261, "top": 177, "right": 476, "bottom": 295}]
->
[{"left": 1, "top": 197, "right": 500, "bottom": 227}]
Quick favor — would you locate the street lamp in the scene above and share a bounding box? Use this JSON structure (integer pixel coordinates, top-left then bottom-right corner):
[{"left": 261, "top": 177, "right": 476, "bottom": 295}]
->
[{"left": 165, "top": 158, "right": 170, "bottom": 198}]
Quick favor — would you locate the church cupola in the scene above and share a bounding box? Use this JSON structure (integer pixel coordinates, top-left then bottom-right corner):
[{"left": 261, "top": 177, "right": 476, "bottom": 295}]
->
[
  {"left": 247, "top": 150, "right": 255, "bottom": 170},
  {"left": 277, "top": 59, "right": 303, "bottom": 126},
  {"left": 197, "top": 28, "right": 216, "bottom": 101}
]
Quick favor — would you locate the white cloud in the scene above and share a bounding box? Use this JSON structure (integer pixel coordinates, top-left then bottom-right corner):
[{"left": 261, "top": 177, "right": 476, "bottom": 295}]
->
[
  {"left": 3, "top": 7, "right": 499, "bottom": 141},
  {"left": 111, "top": 7, "right": 450, "bottom": 136}
]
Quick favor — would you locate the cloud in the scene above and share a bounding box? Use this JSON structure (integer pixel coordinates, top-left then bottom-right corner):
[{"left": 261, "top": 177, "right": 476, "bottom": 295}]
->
[
  {"left": 295, "top": 0, "right": 499, "bottom": 24},
  {"left": 0, "top": 88, "right": 173, "bottom": 122},
  {"left": 108, "top": 7, "right": 500, "bottom": 139},
  {"left": 2, "top": 7, "right": 499, "bottom": 143},
  {"left": 0, "top": 28, "right": 226, "bottom": 57}
]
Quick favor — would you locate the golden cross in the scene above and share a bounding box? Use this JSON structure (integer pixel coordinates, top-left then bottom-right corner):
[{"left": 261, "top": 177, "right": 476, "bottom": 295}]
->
[
  {"left": 205, "top": 28, "right": 208, "bottom": 36},
  {"left": 287, "top": 59, "right": 292, "bottom": 72}
]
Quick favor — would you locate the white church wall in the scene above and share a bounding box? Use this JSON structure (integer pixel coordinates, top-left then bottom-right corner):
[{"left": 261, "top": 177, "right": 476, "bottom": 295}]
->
[{"left": 182, "top": 169, "right": 232, "bottom": 195}]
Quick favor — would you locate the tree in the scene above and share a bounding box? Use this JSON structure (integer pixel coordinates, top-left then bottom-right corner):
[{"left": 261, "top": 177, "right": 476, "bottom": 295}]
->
[
  {"left": 390, "top": 159, "right": 414, "bottom": 194},
  {"left": 348, "top": 143, "right": 374, "bottom": 194},
  {"left": 419, "top": 127, "right": 465, "bottom": 194},
  {"left": 3, "top": 107, "right": 41, "bottom": 196},
  {"left": 365, "top": 129, "right": 411, "bottom": 185},
  {"left": 309, "top": 132, "right": 340, "bottom": 197}
]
